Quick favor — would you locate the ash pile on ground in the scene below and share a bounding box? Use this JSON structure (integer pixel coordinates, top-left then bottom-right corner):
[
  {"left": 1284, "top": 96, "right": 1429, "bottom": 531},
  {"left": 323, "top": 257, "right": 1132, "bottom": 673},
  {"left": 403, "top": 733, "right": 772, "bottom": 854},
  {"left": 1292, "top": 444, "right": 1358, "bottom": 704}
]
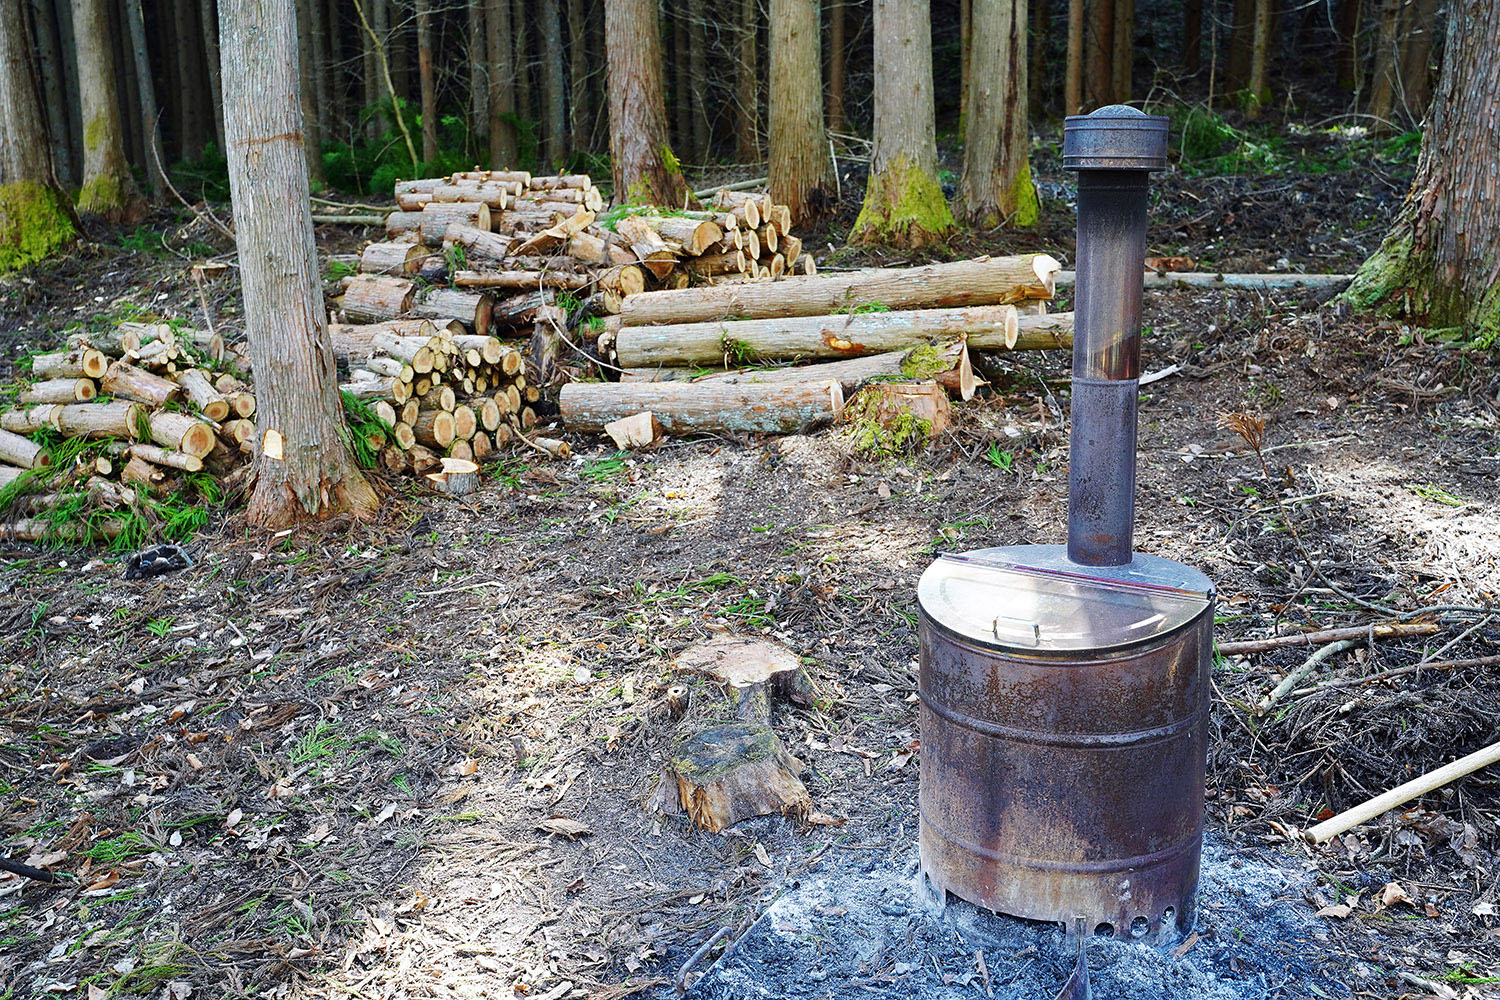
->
[{"left": 676, "top": 835, "right": 1353, "bottom": 999}]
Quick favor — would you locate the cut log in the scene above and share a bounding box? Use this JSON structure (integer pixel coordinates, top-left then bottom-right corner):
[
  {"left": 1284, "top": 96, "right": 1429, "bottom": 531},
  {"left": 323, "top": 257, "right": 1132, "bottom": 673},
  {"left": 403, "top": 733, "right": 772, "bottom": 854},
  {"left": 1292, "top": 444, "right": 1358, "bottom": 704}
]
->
[
  {"left": 560, "top": 379, "right": 844, "bottom": 435},
  {"left": 0, "top": 428, "right": 50, "bottom": 469},
  {"left": 31, "top": 346, "right": 109, "bottom": 380},
  {"left": 0, "top": 464, "right": 27, "bottom": 488},
  {"left": 360, "top": 241, "right": 428, "bottom": 275},
  {"left": 683, "top": 250, "right": 747, "bottom": 277},
  {"left": 643, "top": 339, "right": 976, "bottom": 398},
  {"left": 385, "top": 211, "right": 425, "bottom": 238},
  {"left": 1, "top": 405, "right": 62, "bottom": 435},
  {"left": 432, "top": 182, "right": 509, "bottom": 208},
  {"left": 148, "top": 411, "right": 216, "bottom": 457},
  {"left": 101, "top": 360, "right": 180, "bottom": 406},
  {"left": 451, "top": 334, "right": 504, "bottom": 364},
  {"left": 652, "top": 722, "right": 812, "bottom": 833},
  {"left": 127, "top": 444, "right": 203, "bottom": 472},
  {"left": 597, "top": 265, "right": 646, "bottom": 297},
  {"left": 391, "top": 422, "right": 417, "bottom": 450},
  {"left": 452, "top": 269, "right": 593, "bottom": 290},
  {"left": 420, "top": 200, "right": 491, "bottom": 238},
  {"left": 511, "top": 208, "right": 596, "bottom": 256},
  {"left": 451, "top": 404, "right": 478, "bottom": 441},
  {"left": 340, "top": 376, "right": 396, "bottom": 400},
  {"left": 19, "top": 378, "right": 96, "bottom": 404},
  {"left": 563, "top": 228, "right": 636, "bottom": 267},
  {"left": 488, "top": 290, "right": 553, "bottom": 331},
  {"left": 54, "top": 402, "right": 143, "bottom": 439},
  {"left": 443, "top": 222, "right": 516, "bottom": 262},
  {"left": 121, "top": 453, "right": 170, "bottom": 491},
  {"left": 69, "top": 326, "right": 140, "bottom": 355},
  {"left": 412, "top": 409, "right": 456, "bottom": 449},
  {"left": 1053, "top": 270, "right": 1354, "bottom": 291},
  {"left": 616, "top": 304, "right": 1019, "bottom": 367},
  {"left": 343, "top": 275, "right": 416, "bottom": 323},
  {"left": 603, "top": 411, "right": 662, "bottom": 449},
  {"left": 409, "top": 287, "right": 493, "bottom": 334},
  {"left": 621, "top": 255, "right": 1060, "bottom": 326}
]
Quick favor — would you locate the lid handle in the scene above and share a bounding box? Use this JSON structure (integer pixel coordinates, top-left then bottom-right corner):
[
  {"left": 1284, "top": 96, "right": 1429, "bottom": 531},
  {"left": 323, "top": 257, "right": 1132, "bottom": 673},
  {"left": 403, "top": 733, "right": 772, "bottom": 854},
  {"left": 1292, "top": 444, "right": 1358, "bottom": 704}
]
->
[{"left": 993, "top": 615, "right": 1042, "bottom": 646}]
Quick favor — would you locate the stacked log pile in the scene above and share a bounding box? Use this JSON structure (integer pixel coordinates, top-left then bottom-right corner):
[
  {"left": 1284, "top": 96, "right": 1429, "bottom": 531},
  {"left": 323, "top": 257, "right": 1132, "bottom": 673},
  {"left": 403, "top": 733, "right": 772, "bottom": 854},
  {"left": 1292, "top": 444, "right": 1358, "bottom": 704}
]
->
[
  {"left": 0, "top": 322, "right": 257, "bottom": 542},
  {"left": 558, "top": 254, "right": 1077, "bottom": 441}
]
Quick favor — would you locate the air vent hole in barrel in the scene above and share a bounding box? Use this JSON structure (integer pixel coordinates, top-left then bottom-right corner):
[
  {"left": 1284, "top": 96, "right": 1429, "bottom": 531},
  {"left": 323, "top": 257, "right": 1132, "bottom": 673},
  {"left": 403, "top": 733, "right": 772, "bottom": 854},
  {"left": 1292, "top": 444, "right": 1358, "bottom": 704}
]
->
[
  {"left": 1094, "top": 922, "right": 1115, "bottom": 938},
  {"left": 1162, "top": 906, "right": 1176, "bottom": 927},
  {"left": 1130, "top": 916, "right": 1150, "bottom": 938}
]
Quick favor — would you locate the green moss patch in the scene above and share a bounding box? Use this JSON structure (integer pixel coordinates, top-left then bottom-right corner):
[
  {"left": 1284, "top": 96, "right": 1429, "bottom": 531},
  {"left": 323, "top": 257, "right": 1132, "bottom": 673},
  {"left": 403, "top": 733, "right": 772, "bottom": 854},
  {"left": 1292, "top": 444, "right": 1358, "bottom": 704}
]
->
[
  {"left": 0, "top": 180, "right": 76, "bottom": 272},
  {"left": 850, "top": 154, "right": 956, "bottom": 248}
]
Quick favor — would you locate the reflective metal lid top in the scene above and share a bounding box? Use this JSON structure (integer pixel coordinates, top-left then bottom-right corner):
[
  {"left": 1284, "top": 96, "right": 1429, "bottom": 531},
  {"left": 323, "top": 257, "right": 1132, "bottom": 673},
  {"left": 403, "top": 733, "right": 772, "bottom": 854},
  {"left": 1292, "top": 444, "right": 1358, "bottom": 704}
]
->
[
  {"left": 917, "top": 544, "right": 1213, "bottom": 653},
  {"left": 1063, "top": 105, "right": 1170, "bottom": 172}
]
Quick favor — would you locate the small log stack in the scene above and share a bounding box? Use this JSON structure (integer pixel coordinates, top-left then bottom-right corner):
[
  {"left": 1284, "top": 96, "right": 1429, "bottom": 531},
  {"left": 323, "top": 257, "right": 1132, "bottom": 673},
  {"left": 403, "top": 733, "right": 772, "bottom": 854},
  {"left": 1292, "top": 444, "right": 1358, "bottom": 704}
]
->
[{"left": 0, "top": 322, "right": 257, "bottom": 542}]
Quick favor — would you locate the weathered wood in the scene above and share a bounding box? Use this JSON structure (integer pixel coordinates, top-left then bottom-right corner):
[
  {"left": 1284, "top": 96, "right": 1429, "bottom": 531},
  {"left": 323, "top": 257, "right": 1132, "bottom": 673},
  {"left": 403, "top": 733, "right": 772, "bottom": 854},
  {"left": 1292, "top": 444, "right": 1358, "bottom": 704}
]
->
[
  {"left": 603, "top": 411, "right": 662, "bottom": 449},
  {"left": 443, "top": 221, "right": 516, "bottom": 261},
  {"left": 18, "top": 378, "right": 95, "bottom": 404},
  {"left": 101, "top": 360, "right": 180, "bottom": 406},
  {"left": 425, "top": 456, "right": 480, "bottom": 495},
  {"left": 342, "top": 274, "right": 416, "bottom": 323},
  {"left": 453, "top": 269, "right": 593, "bottom": 290},
  {"left": 409, "top": 287, "right": 493, "bottom": 334},
  {"left": 621, "top": 255, "right": 1059, "bottom": 326},
  {"left": 127, "top": 443, "right": 203, "bottom": 472},
  {"left": 626, "top": 339, "right": 976, "bottom": 398},
  {"left": 616, "top": 304, "right": 1020, "bottom": 367},
  {"left": 560, "top": 379, "right": 844, "bottom": 435},
  {"left": 0, "top": 429, "right": 51, "bottom": 469},
  {"left": 844, "top": 383, "right": 952, "bottom": 448},
  {"left": 1054, "top": 270, "right": 1354, "bottom": 291},
  {"left": 360, "top": 241, "right": 428, "bottom": 275},
  {"left": 54, "top": 401, "right": 143, "bottom": 439},
  {"left": 1, "top": 405, "right": 62, "bottom": 435},
  {"left": 148, "top": 410, "right": 215, "bottom": 457},
  {"left": 31, "top": 346, "right": 109, "bottom": 380}
]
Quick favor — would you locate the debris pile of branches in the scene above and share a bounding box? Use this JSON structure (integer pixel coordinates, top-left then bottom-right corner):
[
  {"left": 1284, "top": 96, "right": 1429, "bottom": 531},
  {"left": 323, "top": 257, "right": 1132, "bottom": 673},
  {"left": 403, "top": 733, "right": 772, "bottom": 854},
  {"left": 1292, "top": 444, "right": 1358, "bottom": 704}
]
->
[
  {"left": 557, "top": 255, "right": 1079, "bottom": 445},
  {"left": 0, "top": 321, "right": 256, "bottom": 545}
]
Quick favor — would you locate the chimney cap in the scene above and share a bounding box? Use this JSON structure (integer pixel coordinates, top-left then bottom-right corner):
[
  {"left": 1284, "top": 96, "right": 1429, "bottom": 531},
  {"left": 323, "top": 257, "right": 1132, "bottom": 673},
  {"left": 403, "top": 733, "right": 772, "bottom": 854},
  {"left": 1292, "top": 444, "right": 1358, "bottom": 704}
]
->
[{"left": 1063, "top": 106, "right": 1169, "bottom": 172}]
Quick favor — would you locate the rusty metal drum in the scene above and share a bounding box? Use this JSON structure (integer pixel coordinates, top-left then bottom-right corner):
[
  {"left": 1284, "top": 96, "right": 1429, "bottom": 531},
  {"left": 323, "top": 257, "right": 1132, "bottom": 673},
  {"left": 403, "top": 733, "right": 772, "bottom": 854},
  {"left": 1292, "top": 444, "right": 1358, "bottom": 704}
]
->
[{"left": 917, "top": 544, "right": 1214, "bottom": 942}]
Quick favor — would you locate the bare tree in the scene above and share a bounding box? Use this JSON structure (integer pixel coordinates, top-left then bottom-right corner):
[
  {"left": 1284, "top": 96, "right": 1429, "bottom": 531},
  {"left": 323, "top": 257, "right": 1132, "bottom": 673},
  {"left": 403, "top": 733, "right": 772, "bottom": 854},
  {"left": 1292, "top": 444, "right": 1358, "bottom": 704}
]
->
[
  {"left": 735, "top": 0, "right": 761, "bottom": 162},
  {"left": 1345, "top": 0, "right": 1500, "bottom": 344},
  {"left": 0, "top": 0, "right": 75, "bottom": 271},
  {"left": 850, "top": 0, "right": 954, "bottom": 247},
  {"left": 825, "top": 0, "right": 846, "bottom": 135},
  {"left": 72, "top": 0, "right": 144, "bottom": 219},
  {"left": 123, "top": 0, "right": 166, "bottom": 199},
  {"left": 959, "top": 0, "right": 1037, "bottom": 227},
  {"left": 769, "top": 0, "right": 833, "bottom": 224},
  {"left": 540, "top": 0, "right": 567, "bottom": 166},
  {"left": 218, "top": 0, "right": 377, "bottom": 527},
  {"left": 487, "top": 0, "right": 517, "bottom": 165},
  {"left": 606, "top": 0, "right": 689, "bottom": 205},
  {"left": 417, "top": 0, "right": 437, "bottom": 161}
]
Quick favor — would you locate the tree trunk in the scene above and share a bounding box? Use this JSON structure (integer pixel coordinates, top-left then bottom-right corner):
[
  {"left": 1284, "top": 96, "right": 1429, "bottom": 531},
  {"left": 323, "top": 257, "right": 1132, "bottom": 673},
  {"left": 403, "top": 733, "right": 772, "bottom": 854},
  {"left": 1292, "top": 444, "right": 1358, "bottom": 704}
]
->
[
  {"left": 122, "top": 0, "right": 163, "bottom": 198},
  {"left": 175, "top": 0, "right": 205, "bottom": 158},
  {"left": 1244, "top": 0, "right": 1273, "bottom": 117},
  {"left": 72, "top": 0, "right": 144, "bottom": 219},
  {"left": 688, "top": 0, "right": 709, "bottom": 161},
  {"left": 487, "top": 0, "right": 517, "bottom": 165},
  {"left": 29, "top": 0, "right": 73, "bottom": 186},
  {"left": 327, "top": 0, "right": 345, "bottom": 136},
  {"left": 1085, "top": 0, "right": 1114, "bottom": 106},
  {"left": 567, "top": 0, "right": 591, "bottom": 153},
  {"left": 850, "top": 0, "right": 954, "bottom": 247},
  {"left": 673, "top": 6, "right": 691, "bottom": 153},
  {"left": 296, "top": 0, "right": 324, "bottom": 182},
  {"left": 513, "top": 0, "right": 533, "bottom": 131},
  {"left": 0, "top": 0, "right": 76, "bottom": 271},
  {"left": 959, "top": 0, "right": 1036, "bottom": 227},
  {"left": 111, "top": 0, "right": 142, "bottom": 172},
  {"left": 1111, "top": 0, "right": 1134, "bottom": 103},
  {"left": 736, "top": 0, "right": 760, "bottom": 162},
  {"left": 1344, "top": 0, "right": 1500, "bottom": 344},
  {"left": 55, "top": 0, "right": 83, "bottom": 182},
  {"left": 1029, "top": 0, "right": 1047, "bottom": 119},
  {"left": 1065, "top": 0, "right": 1084, "bottom": 113},
  {"left": 199, "top": 0, "right": 224, "bottom": 149},
  {"left": 769, "top": 0, "right": 833, "bottom": 224},
  {"left": 1182, "top": 0, "right": 1202, "bottom": 74},
  {"left": 1335, "top": 0, "right": 1362, "bottom": 92},
  {"left": 606, "top": 0, "right": 689, "bottom": 205},
  {"left": 218, "top": 0, "right": 377, "bottom": 526},
  {"left": 1226, "top": 0, "right": 1254, "bottom": 92},
  {"left": 826, "top": 0, "right": 846, "bottom": 135},
  {"left": 390, "top": 0, "right": 408, "bottom": 114},
  {"left": 308, "top": 0, "right": 331, "bottom": 141},
  {"left": 469, "top": 0, "right": 487, "bottom": 146},
  {"left": 1397, "top": 0, "right": 1439, "bottom": 119},
  {"left": 540, "top": 0, "right": 566, "bottom": 166},
  {"left": 1366, "top": 0, "right": 1403, "bottom": 132},
  {"left": 363, "top": 0, "right": 381, "bottom": 139},
  {"left": 417, "top": 0, "right": 437, "bottom": 161},
  {"left": 960, "top": 0, "right": 971, "bottom": 129}
]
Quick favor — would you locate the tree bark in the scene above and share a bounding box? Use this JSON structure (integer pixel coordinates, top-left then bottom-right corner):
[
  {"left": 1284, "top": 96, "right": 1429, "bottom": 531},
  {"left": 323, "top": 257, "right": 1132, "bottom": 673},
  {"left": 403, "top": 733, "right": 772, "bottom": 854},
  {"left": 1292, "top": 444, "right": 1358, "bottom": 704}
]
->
[
  {"left": 487, "top": 0, "right": 517, "bottom": 165},
  {"left": 769, "top": 0, "right": 833, "bottom": 224},
  {"left": 417, "top": 0, "right": 437, "bottom": 162},
  {"left": 567, "top": 0, "right": 591, "bottom": 153},
  {"left": 560, "top": 379, "right": 845, "bottom": 435},
  {"left": 959, "top": 0, "right": 1036, "bottom": 227},
  {"left": 1226, "top": 0, "right": 1254, "bottom": 92},
  {"left": 1244, "top": 0, "right": 1273, "bottom": 117},
  {"left": 327, "top": 0, "right": 345, "bottom": 135},
  {"left": 606, "top": 0, "right": 689, "bottom": 205},
  {"left": 1335, "top": 0, "right": 1362, "bottom": 92},
  {"left": 123, "top": 0, "right": 165, "bottom": 198},
  {"left": 111, "top": 0, "right": 142, "bottom": 173},
  {"left": 1065, "top": 0, "right": 1084, "bottom": 114},
  {"left": 673, "top": 5, "right": 691, "bottom": 153},
  {"left": 736, "top": 0, "right": 761, "bottom": 162},
  {"left": 1111, "top": 0, "right": 1134, "bottom": 103},
  {"left": 296, "top": 0, "right": 324, "bottom": 182},
  {"left": 218, "top": 0, "right": 377, "bottom": 526},
  {"left": 1397, "top": 0, "right": 1440, "bottom": 119},
  {"left": 850, "top": 0, "right": 954, "bottom": 246},
  {"left": 1085, "top": 0, "right": 1114, "bottom": 106},
  {"left": 199, "top": 0, "right": 224, "bottom": 149},
  {"left": 175, "top": 0, "right": 205, "bottom": 158},
  {"left": 1366, "top": 0, "right": 1404, "bottom": 131},
  {"left": 309, "top": 0, "right": 331, "bottom": 141},
  {"left": 28, "top": 0, "right": 72, "bottom": 186},
  {"left": 0, "top": 0, "right": 76, "bottom": 270},
  {"left": 826, "top": 0, "right": 846, "bottom": 135},
  {"left": 540, "top": 0, "right": 567, "bottom": 166},
  {"left": 1182, "top": 0, "right": 1202, "bottom": 74},
  {"left": 513, "top": 0, "right": 533, "bottom": 129},
  {"left": 688, "top": 0, "right": 709, "bottom": 161},
  {"left": 72, "top": 0, "right": 145, "bottom": 219},
  {"left": 1029, "top": 0, "right": 1048, "bottom": 118},
  {"left": 469, "top": 0, "right": 487, "bottom": 146},
  {"left": 960, "top": 0, "right": 971, "bottom": 128},
  {"left": 1344, "top": 0, "right": 1500, "bottom": 344}
]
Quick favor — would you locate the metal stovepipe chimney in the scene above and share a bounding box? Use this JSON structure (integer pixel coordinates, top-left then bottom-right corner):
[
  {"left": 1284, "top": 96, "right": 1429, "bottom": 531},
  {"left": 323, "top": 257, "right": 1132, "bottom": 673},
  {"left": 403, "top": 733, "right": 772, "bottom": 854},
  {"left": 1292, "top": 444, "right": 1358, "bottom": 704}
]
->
[{"left": 1063, "top": 106, "right": 1170, "bottom": 567}]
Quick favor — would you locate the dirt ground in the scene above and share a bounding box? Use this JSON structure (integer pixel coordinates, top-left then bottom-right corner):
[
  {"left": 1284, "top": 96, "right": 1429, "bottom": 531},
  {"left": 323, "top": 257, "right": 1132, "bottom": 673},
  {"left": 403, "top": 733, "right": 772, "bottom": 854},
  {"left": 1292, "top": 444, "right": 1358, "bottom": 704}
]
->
[{"left": 3, "top": 126, "right": 1500, "bottom": 1000}]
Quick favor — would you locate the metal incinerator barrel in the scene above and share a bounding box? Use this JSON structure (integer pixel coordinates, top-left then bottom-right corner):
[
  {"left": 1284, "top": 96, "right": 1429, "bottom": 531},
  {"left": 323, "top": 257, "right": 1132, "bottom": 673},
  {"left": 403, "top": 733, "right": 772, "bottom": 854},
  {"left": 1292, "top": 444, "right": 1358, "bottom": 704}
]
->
[{"left": 916, "top": 545, "right": 1214, "bottom": 941}]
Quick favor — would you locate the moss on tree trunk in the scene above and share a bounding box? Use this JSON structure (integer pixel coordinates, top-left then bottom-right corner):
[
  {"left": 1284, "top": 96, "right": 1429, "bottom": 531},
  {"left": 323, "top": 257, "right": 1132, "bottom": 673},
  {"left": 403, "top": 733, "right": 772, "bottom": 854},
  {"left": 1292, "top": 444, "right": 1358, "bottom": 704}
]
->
[
  {"left": 851, "top": 155, "right": 956, "bottom": 248},
  {"left": 0, "top": 181, "right": 77, "bottom": 272}
]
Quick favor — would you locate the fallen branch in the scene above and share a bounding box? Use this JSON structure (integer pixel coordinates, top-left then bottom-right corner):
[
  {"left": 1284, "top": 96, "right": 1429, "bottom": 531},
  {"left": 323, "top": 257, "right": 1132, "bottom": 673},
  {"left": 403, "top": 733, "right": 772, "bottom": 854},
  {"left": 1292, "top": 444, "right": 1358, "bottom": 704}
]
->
[
  {"left": 1218, "top": 621, "right": 1439, "bottom": 655},
  {"left": 1303, "top": 737, "right": 1500, "bottom": 845},
  {"left": 1054, "top": 271, "right": 1353, "bottom": 291},
  {"left": 311, "top": 213, "right": 385, "bottom": 226},
  {"left": 1256, "top": 638, "right": 1361, "bottom": 714}
]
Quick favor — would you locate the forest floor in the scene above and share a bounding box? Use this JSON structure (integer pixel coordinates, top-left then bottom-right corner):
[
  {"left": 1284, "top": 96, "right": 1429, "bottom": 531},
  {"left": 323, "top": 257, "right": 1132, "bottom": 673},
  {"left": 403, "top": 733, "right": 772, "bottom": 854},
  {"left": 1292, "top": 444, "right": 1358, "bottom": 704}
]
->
[{"left": 3, "top": 120, "right": 1500, "bottom": 1000}]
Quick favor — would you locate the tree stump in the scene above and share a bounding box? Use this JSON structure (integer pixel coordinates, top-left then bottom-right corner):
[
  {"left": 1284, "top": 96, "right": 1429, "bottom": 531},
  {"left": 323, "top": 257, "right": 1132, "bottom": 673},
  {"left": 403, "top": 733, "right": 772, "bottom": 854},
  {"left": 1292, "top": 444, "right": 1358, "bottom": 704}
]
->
[{"left": 652, "top": 637, "right": 817, "bottom": 832}]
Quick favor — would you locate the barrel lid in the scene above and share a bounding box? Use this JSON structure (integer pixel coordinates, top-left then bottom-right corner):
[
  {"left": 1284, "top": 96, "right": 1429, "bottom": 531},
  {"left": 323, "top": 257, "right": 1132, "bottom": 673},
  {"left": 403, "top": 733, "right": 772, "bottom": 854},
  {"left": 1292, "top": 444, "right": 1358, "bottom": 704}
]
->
[
  {"left": 1063, "top": 106, "right": 1170, "bottom": 171},
  {"left": 917, "top": 544, "right": 1213, "bottom": 653}
]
